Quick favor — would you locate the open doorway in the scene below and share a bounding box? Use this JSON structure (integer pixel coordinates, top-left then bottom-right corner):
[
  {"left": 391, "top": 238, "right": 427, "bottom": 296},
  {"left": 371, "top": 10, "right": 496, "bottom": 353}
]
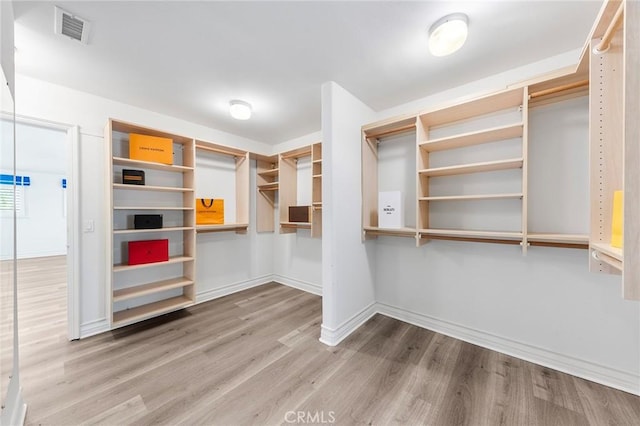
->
[{"left": 1, "top": 117, "right": 79, "bottom": 341}]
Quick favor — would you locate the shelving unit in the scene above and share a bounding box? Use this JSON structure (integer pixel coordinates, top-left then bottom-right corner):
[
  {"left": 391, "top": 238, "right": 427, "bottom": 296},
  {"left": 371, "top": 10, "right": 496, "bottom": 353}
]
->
[
  {"left": 311, "top": 142, "right": 322, "bottom": 238},
  {"left": 195, "top": 140, "right": 250, "bottom": 234},
  {"left": 588, "top": 0, "right": 639, "bottom": 299},
  {"left": 362, "top": 116, "right": 417, "bottom": 241},
  {"left": 279, "top": 145, "right": 313, "bottom": 233},
  {"left": 417, "top": 87, "right": 528, "bottom": 249},
  {"left": 256, "top": 154, "right": 279, "bottom": 232},
  {"left": 106, "top": 118, "right": 196, "bottom": 329}
]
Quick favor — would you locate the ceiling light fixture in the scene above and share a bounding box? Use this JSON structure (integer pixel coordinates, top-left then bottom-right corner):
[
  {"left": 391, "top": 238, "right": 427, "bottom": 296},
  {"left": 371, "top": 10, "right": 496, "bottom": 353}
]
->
[
  {"left": 428, "top": 13, "right": 469, "bottom": 57},
  {"left": 229, "top": 100, "right": 252, "bottom": 120}
]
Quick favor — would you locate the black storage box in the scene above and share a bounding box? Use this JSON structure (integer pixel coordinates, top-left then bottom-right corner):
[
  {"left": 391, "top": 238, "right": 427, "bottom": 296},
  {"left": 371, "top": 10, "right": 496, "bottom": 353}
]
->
[
  {"left": 288, "top": 206, "right": 311, "bottom": 223},
  {"left": 122, "top": 169, "right": 145, "bottom": 185},
  {"left": 134, "top": 214, "right": 163, "bottom": 229}
]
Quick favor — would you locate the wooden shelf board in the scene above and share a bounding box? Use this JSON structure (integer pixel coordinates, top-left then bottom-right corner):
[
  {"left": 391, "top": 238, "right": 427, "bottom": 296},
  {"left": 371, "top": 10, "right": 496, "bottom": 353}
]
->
[
  {"left": 114, "top": 206, "right": 193, "bottom": 211},
  {"left": 362, "top": 115, "right": 417, "bottom": 138},
  {"left": 419, "top": 158, "right": 523, "bottom": 177},
  {"left": 280, "top": 222, "right": 311, "bottom": 229},
  {"left": 591, "top": 242, "right": 623, "bottom": 262},
  {"left": 113, "top": 226, "right": 193, "bottom": 234},
  {"left": 113, "top": 183, "right": 194, "bottom": 192},
  {"left": 363, "top": 226, "right": 416, "bottom": 238},
  {"left": 528, "top": 233, "right": 589, "bottom": 244},
  {"left": 420, "top": 87, "right": 524, "bottom": 127},
  {"left": 196, "top": 223, "right": 249, "bottom": 233},
  {"left": 313, "top": 174, "right": 322, "bottom": 178},
  {"left": 113, "top": 156, "right": 192, "bottom": 173},
  {"left": 112, "top": 295, "right": 193, "bottom": 327},
  {"left": 113, "top": 256, "right": 194, "bottom": 272},
  {"left": 281, "top": 146, "right": 312, "bottom": 159},
  {"left": 113, "top": 277, "right": 194, "bottom": 302},
  {"left": 258, "top": 183, "right": 279, "bottom": 191},
  {"left": 195, "top": 140, "right": 248, "bottom": 157},
  {"left": 110, "top": 119, "right": 192, "bottom": 145},
  {"left": 420, "top": 229, "right": 522, "bottom": 239},
  {"left": 258, "top": 168, "right": 279, "bottom": 177},
  {"left": 420, "top": 193, "right": 523, "bottom": 201},
  {"left": 312, "top": 159, "right": 322, "bottom": 164},
  {"left": 312, "top": 202, "right": 322, "bottom": 206},
  {"left": 420, "top": 123, "right": 524, "bottom": 152}
]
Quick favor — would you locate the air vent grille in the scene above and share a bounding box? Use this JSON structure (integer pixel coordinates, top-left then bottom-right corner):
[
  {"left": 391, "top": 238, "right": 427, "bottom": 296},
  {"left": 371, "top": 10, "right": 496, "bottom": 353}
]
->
[
  {"left": 61, "top": 13, "right": 84, "bottom": 41},
  {"left": 54, "top": 6, "right": 90, "bottom": 44}
]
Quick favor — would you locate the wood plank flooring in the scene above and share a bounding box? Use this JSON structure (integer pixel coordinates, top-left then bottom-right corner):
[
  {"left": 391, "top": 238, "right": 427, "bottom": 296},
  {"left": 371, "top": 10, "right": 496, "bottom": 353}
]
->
[{"left": 13, "top": 256, "right": 640, "bottom": 425}]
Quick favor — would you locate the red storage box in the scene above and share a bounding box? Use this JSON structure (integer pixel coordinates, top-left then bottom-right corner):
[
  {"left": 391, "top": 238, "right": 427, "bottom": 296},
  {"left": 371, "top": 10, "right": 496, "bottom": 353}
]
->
[{"left": 128, "top": 239, "right": 169, "bottom": 265}]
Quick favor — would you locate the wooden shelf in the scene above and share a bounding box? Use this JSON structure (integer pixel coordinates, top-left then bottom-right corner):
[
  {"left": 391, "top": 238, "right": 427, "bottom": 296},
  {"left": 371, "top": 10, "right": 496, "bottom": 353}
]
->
[
  {"left": 113, "top": 226, "right": 193, "bottom": 234},
  {"left": 312, "top": 202, "right": 322, "bottom": 206},
  {"left": 258, "top": 182, "right": 279, "bottom": 191},
  {"left": 420, "top": 229, "right": 522, "bottom": 239},
  {"left": 114, "top": 206, "right": 193, "bottom": 211},
  {"left": 591, "top": 242, "right": 623, "bottom": 262},
  {"left": 258, "top": 168, "right": 279, "bottom": 177},
  {"left": 280, "top": 221, "right": 311, "bottom": 229},
  {"left": 113, "top": 183, "right": 194, "bottom": 192},
  {"left": 528, "top": 233, "right": 589, "bottom": 244},
  {"left": 419, "top": 193, "right": 523, "bottom": 201},
  {"left": 113, "top": 156, "right": 193, "bottom": 173},
  {"left": 313, "top": 174, "right": 322, "bottom": 178},
  {"left": 420, "top": 87, "right": 524, "bottom": 126},
  {"left": 113, "top": 256, "right": 194, "bottom": 273},
  {"left": 419, "top": 158, "right": 523, "bottom": 177},
  {"left": 112, "top": 295, "right": 193, "bottom": 327},
  {"left": 363, "top": 226, "right": 416, "bottom": 238},
  {"left": 196, "top": 223, "right": 249, "bottom": 233},
  {"left": 313, "top": 159, "right": 322, "bottom": 164},
  {"left": 420, "top": 123, "right": 524, "bottom": 152},
  {"left": 113, "top": 277, "right": 194, "bottom": 302},
  {"left": 195, "top": 141, "right": 248, "bottom": 157}
]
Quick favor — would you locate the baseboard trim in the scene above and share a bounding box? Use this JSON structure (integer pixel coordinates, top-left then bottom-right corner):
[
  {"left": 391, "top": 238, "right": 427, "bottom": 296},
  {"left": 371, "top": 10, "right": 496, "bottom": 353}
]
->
[
  {"left": 196, "top": 275, "right": 274, "bottom": 304},
  {"left": 1, "top": 380, "right": 27, "bottom": 426},
  {"left": 319, "top": 301, "right": 377, "bottom": 347},
  {"left": 79, "top": 318, "right": 109, "bottom": 339},
  {"left": 272, "top": 274, "right": 322, "bottom": 296},
  {"left": 376, "top": 302, "right": 640, "bottom": 396}
]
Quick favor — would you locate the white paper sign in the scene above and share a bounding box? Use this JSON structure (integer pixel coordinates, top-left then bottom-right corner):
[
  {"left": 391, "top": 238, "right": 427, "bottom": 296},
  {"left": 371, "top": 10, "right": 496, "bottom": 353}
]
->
[{"left": 378, "top": 191, "right": 403, "bottom": 229}]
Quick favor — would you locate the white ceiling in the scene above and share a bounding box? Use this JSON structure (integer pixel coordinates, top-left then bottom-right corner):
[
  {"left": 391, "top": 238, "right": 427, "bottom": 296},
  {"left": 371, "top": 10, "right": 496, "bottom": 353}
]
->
[{"left": 13, "top": 1, "right": 602, "bottom": 144}]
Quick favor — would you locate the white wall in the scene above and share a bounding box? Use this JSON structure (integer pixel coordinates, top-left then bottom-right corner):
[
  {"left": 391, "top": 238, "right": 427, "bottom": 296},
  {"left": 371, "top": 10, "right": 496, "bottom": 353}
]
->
[
  {"left": 271, "top": 131, "right": 323, "bottom": 295},
  {"left": 320, "top": 82, "right": 377, "bottom": 345},
  {"left": 13, "top": 75, "right": 275, "bottom": 337},
  {"left": 367, "top": 52, "right": 640, "bottom": 393},
  {"left": 0, "top": 122, "right": 67, "bottom": 259}
]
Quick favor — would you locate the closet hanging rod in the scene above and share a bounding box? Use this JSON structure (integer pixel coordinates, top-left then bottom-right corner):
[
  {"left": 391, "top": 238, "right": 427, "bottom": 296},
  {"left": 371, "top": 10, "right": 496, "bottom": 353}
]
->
[
  {"left": 195, "top": 144, "right": 246, "bottom": 158},
  {"left": 594, "top": 3, "right": 624, "bottom": 54},
  {"left": 365, "top": 123, "right": 416, "bottom": 140},
  {"left": 529, "top": 79, "right": 589, "bottom": 99}
]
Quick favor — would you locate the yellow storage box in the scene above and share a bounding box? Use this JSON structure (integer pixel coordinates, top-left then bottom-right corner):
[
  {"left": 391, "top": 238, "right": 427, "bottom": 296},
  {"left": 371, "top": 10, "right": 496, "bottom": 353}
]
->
[
  {"left": 196, "top": 198, "right": 224, "bottom": 225},
  {"left": 611, "top": 190, "right": 623, "bottom": 248},
  {"left": 129, "top": 133, "right": 173, "bottom": 165}
]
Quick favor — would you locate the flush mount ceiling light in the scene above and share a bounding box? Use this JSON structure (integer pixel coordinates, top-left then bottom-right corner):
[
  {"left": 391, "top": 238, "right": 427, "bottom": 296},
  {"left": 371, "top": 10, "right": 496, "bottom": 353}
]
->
[
  {"left": 229, "top": 100, "right": 252, "bottom": 120},
  {"left": 428, "top": 13, "right": 469, "bottom": 57}
]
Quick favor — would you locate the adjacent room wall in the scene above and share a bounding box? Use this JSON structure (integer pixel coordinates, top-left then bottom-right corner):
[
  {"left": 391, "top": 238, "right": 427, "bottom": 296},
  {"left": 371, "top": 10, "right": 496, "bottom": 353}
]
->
[
  {"left": 0, "top": 122, "right": 67, "bottom": 259},
  {"left": 320, "top": 82, "right": 377, "bottom": 345}
]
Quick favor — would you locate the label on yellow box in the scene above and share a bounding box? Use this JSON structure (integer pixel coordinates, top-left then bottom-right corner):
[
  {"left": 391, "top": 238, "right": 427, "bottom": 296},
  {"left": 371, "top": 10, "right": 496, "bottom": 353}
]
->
[{"left": 129, "top": 133, "right": 173, "bottom": 165}]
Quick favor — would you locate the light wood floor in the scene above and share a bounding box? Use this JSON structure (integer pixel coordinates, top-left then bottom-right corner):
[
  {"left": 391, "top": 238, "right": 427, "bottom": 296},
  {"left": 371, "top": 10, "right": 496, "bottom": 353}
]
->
[{"left": 15, "top": 256, "right": 640, "bottom": 425}]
